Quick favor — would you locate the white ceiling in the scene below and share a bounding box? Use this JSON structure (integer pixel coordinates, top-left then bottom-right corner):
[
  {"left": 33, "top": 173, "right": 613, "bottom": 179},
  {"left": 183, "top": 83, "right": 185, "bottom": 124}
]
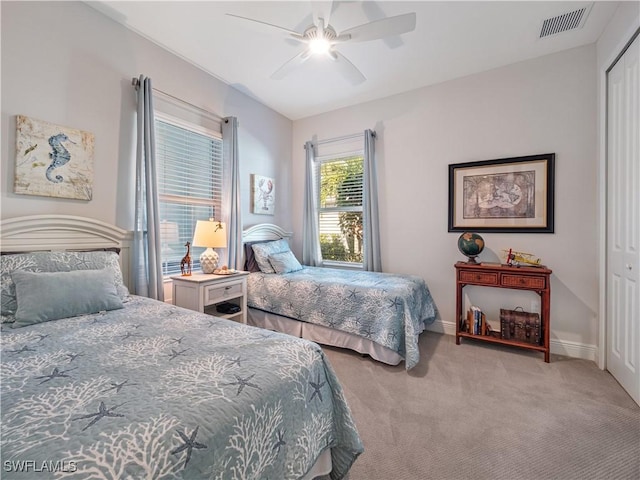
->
[{"left": 90, "top": 1, "right": 620, "bottom": 120}]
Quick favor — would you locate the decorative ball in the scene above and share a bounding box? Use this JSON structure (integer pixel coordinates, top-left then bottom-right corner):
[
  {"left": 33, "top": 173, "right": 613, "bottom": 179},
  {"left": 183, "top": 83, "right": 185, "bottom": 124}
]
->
[{"left": 457, "top": 232, "right": 485, "bottom": 263}]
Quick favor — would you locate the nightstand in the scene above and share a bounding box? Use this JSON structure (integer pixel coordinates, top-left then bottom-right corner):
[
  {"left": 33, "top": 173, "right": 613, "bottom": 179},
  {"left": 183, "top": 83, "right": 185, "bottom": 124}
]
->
[{"left": 171, "top": 272, "right": 249, "bottom": 324}]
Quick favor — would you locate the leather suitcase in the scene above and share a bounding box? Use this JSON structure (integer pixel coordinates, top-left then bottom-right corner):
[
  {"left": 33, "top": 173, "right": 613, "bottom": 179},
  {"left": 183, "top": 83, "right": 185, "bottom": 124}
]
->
[{"left": 500, "top": 307, "right": 541, "bottom": 345}]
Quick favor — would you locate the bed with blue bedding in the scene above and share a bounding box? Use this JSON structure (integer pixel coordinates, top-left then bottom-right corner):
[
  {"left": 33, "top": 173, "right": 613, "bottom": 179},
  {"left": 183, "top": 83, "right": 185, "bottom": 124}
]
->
[
  {"left": 242, "top": 224, "right": 438, "bottom": 370},
  {"left": 0, "top": 216, "right": 363, "bottom": 480},
  {"left": 247, "top": 267, "right": 437, "bottom": 370}
]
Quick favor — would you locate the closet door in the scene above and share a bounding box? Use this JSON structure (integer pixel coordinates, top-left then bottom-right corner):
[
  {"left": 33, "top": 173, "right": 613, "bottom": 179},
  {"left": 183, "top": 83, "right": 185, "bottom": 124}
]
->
[{"left": 606, "top": 33, "right": 639, "bottom": 406}]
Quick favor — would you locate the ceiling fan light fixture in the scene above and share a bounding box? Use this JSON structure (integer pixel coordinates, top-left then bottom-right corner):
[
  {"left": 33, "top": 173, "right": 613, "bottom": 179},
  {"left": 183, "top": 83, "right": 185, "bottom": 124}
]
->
[
  {"left": 231, "top": 4, "right": 417, "bottom": 84},
  {"left": 309, "top": 37, "right": 331, "bottom": 55}
]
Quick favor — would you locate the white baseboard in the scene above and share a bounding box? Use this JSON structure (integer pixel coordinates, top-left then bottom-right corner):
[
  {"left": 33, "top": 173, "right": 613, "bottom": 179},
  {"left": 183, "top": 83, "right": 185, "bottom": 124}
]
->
[
  {"left": 426, "top": 320, "right": 598, "bottom": 362},
  {"left": 549, "top": 338, "right": 597, "bottom": 362},
  {"left": 426, "top": 319, "right": 457, "bottom": 336}
]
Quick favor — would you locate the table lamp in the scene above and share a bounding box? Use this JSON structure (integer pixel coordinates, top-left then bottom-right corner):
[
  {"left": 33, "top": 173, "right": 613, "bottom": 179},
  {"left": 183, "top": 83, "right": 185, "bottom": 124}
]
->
[{"left": 192, "top": 218, "right": 227, "bottom": 273}]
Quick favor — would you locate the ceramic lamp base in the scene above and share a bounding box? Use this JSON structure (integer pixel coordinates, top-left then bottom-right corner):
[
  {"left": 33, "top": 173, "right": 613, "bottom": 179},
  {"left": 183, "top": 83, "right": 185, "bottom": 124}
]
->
[{"left": 200, "top": 248, "right": 219, "bottom": 274}]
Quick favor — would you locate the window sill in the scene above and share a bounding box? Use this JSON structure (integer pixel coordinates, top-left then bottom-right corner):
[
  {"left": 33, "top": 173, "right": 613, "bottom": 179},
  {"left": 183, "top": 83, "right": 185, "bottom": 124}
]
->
[{"left": 321, "top": 261, "right": 363, "bottom": 271}]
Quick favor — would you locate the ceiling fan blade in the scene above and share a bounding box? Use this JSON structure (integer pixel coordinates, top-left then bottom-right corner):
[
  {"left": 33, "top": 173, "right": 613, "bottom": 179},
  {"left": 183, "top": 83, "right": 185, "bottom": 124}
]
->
[
  {"left": 311, "top": 0, "right": 334, "bottom": 28},
  {"left": 340, "top": 12, "right": 416, "bottom": 43},
  {"left": 226, "top": 13, "right": 304, "bottom": 41},
  {"left": 329, "top": 50, "right": 366, "bottom": 85},
  {"left": 270, "top": 50, "right": 312, "bottom": 80}
]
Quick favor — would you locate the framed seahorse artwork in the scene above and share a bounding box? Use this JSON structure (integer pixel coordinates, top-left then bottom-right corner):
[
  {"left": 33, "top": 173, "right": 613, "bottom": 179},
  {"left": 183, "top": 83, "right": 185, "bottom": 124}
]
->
[{"left": 14, "top": 115, "right": 95, "bottom": 200}]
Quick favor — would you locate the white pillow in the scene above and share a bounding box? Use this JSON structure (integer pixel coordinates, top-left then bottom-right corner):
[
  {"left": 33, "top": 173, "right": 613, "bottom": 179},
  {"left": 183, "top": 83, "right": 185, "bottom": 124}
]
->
[{"left": 251, "top": 239, "right": 291, "bottom": 274}]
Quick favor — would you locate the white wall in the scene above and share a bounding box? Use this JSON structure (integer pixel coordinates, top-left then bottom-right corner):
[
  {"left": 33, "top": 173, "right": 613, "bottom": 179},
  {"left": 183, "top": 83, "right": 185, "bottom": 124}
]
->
[
  {"left": 292, "top": 45, "right": 599, "bottom": 359},
  {"left": 1, "top": 1, "right": 293, "bottom": 232},
  {"left": 597, "top": 2, "right": 640, "bottom": 66}
]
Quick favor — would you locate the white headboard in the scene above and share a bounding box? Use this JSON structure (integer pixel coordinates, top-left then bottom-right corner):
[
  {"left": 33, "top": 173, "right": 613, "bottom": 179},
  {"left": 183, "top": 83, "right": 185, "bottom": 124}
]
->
[
  {"left": 241, "top": 223, "right": 293, "bottom": 268},
  {"left": 242, "top": 223, "right": 293, "bottom": 243},
  {"left": 0, "top": 215, "right": 134, "bottom": 289}
]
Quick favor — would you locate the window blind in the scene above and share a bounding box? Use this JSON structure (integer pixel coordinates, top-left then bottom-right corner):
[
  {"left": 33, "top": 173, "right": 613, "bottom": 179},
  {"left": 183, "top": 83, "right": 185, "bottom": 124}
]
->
[
  {"left": 315, "top": 153, "right": 364, "bottom": 265},
  {"left": 155, "top": 115, "right": 223, "bottom": 276}
]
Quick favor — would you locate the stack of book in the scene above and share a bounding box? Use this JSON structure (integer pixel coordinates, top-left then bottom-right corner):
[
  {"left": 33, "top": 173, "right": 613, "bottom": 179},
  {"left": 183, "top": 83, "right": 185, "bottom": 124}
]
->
[{"left": 465, "top": 306, "right": 494, "bottom": 336}]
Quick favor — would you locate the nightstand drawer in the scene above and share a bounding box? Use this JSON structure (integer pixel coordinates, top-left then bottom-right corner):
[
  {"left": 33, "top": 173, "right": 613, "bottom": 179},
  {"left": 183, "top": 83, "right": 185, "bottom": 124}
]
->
[
  {"left": 459, "top": 271, "right": 499, "bottom": 285},
  {"left": 501, "top": 274, "right": 546, "bottom": 289},
  {"left": 205, "top": 281, "right": 243, "bottom": 304}
]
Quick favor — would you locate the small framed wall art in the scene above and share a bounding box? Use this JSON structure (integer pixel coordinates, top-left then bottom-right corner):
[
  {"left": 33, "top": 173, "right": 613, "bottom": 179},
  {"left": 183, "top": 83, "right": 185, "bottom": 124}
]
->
[
  {"left": 251, "top": 174, "right": 275, "bottom": 215},
  {"left": 448, "top": 153, "right": 555, "bottom": 233},
  {"left": 14, "top": 115, "right": 95, "bottom": 201}
]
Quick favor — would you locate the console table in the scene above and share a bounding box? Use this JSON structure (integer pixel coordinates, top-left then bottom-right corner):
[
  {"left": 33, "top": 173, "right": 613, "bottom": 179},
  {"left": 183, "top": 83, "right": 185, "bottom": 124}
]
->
[{"left": 455, "top": 262, "right": 552, "bottom": 362}]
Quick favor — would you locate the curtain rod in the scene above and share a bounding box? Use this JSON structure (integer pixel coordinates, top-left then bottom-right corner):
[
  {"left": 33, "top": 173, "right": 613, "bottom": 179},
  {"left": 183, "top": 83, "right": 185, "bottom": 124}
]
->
[
  {"left": 315, "top": 130, "right": 375, "bottom": 146},
  {"left": 131, "top": 77, "right": 225, "bottom": 122}
]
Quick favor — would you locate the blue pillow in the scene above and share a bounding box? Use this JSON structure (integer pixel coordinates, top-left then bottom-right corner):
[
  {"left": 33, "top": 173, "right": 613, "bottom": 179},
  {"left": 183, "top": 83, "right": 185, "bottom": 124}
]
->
[
  {"left": 251, "top": 239, "right": 291, "bottom": 274},
  {"left": 1, "top": 250, "right": 129, "bottom": 324},
  {"left": 268, "top": 250, "right": 303, "bottom": 274},
  {"left": 11, "top": 269, "right": 124, "bottom": 328}
]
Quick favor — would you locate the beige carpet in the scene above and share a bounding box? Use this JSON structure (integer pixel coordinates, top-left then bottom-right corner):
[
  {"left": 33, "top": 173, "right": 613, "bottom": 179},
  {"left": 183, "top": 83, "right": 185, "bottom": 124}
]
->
[{"left": 322, "top": 333, "right": 640, "bottom": 480}]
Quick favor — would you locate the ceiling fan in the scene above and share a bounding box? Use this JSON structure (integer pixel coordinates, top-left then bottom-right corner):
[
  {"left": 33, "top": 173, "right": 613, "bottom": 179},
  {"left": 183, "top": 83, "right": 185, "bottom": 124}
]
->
[{"left": 226, "top": 1, "right": 416, "bottom": 85}]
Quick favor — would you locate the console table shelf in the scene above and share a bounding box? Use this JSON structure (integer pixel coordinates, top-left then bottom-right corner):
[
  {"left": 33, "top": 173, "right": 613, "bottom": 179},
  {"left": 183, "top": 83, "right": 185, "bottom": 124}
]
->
[{"left": 455, "top": 262, "right": 552, "bottom": 362}]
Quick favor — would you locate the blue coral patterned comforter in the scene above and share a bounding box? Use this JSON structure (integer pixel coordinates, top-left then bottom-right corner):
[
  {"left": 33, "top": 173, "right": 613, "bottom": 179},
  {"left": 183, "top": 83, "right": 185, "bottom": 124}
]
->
[
  {"left": 247, "top": 267, "right": 438, "bottom": 370},
  {"left": 0, "top": 296, "right": 363, "bottom": 479}
]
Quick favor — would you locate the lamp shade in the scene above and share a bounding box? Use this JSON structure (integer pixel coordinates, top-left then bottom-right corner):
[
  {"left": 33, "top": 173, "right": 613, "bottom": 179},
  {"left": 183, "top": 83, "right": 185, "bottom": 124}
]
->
[
  {"left": 192, "top": 220, "right": 227, "bottom": 248},
  {"left": 192, "top": 219, "right": 227, "bottom": 273}
]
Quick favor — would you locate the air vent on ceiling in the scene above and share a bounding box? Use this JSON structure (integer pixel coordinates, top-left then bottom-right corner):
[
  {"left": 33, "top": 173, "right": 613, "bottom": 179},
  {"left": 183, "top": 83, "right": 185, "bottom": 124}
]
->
[{"left": 539, "top": 3, "right": 593, "bottom": 39}]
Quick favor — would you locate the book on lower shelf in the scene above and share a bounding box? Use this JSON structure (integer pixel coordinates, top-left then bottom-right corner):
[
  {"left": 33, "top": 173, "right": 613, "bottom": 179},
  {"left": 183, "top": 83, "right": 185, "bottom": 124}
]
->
[{"left": 465, "top": 306, "right": 497, "bottom": 336}]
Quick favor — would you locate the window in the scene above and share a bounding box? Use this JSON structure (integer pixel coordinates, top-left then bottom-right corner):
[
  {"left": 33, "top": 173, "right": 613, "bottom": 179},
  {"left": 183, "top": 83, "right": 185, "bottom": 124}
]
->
[
  {"left": 316, "top": 151, "right": 364, "bottom": 266},
  {"left": 155, "top": 114, "right": 223, "bottom": 276}
]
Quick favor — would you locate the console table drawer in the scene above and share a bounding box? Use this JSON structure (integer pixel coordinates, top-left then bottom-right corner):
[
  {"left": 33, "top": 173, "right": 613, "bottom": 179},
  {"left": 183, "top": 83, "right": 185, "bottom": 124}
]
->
[
  {"left": 501, "top": 274, "right": 546, "bottom": 289},
  {"left": 459, "top": 271, "right": 499, "bottom": 285}
]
